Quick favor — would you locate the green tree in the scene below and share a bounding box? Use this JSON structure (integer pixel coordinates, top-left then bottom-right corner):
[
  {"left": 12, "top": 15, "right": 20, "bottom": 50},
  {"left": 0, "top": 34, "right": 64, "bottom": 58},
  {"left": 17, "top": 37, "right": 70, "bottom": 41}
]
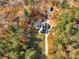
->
[{"left": 53, "top": 7, "right": 79, "bottom": 59}]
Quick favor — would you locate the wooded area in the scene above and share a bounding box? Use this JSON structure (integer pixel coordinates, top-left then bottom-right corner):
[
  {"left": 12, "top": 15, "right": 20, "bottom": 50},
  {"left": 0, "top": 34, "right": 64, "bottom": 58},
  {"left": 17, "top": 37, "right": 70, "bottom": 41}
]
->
[{"left": 0, "top": 0, "right": 79, "bottom": 59}]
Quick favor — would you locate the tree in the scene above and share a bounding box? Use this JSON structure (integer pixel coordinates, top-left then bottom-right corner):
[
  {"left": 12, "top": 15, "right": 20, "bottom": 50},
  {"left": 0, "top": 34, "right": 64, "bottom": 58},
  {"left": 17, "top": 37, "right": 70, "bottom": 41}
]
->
[
  {"left": 0, "top": 2, "right": 45, "bottom": 59},
  {"left": 52, "top": 7, "right": 79, "bottom": 59}
]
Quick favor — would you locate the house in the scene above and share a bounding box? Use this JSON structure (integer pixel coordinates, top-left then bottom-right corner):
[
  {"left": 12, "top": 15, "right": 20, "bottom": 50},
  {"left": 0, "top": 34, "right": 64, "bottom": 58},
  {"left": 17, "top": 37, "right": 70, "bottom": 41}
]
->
[{"left": 34, "top": 7, "right": 54, "bottom": 34}]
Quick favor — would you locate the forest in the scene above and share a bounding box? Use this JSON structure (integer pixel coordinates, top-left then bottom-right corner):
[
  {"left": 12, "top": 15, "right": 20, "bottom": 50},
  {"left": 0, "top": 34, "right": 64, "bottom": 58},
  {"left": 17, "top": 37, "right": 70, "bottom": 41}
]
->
[{"left": 0, "top": 0, "right": 79, "bottom": 59}]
